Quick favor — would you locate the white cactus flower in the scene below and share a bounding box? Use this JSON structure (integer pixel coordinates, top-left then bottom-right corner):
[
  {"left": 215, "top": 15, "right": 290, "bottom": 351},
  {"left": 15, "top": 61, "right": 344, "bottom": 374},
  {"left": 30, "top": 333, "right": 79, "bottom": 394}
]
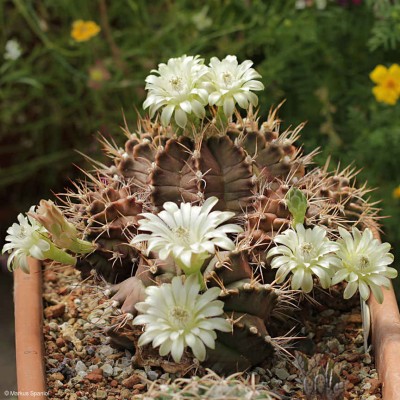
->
[
  {"left": 2, "top": 207, "right": 51, "bottom": 273},
  {"left": 133, "top": 274, "right": 231, "bottom": 362},
  {"left": 131, "top": 197, "right": 243, "bottom": 274},
  {"left": 332, "top": 227, "right": 397, "bottom": 303},
  {"left": 2, "top": 206, "right": 78, "bottom": 272},
  {"left": 267, "top": 224, "right": 339, "bottom": 293},
  {"left": 143, "top": 55, "right": 209, "bottom": 128},
  {"left": 206, "top": 55, "right": 264, "bottom": 117}
]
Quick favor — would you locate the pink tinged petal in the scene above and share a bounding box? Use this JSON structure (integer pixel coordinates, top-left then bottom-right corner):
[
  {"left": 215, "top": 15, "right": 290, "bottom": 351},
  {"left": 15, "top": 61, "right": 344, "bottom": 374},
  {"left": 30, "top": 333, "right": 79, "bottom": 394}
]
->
[
  {"left": 343, "top": 281, "right": 358, "bottom": 300},
  {"left": 223, "top": 97, "right": 235, "bottom": 117}
]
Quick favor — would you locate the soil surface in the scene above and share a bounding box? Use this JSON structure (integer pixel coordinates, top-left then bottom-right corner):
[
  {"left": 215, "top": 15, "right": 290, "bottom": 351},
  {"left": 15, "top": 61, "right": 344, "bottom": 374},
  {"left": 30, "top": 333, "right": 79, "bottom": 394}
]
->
[{"left": 42, "top": 264, "right": 382, "bottom": 399}]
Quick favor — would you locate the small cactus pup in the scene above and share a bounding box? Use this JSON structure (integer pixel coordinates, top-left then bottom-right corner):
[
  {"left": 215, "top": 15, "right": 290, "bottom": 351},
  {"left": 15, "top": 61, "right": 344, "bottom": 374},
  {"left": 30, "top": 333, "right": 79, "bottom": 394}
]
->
[{"left": 2, "top": 201, "right": 94, "bottom": 273}]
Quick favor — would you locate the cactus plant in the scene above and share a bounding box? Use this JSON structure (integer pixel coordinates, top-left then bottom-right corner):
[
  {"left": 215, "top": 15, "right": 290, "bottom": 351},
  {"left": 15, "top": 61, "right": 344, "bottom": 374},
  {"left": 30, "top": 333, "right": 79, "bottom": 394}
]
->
[{"left": 4, "top": 54, "right": 396, "bottom": 377}]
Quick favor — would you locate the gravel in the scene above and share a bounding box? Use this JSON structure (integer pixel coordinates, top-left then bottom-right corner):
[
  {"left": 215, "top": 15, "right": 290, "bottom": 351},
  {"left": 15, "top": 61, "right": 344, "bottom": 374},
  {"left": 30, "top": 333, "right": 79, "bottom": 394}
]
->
[{"left": 43, "top": 265, "right": 382, "bottom": 399}]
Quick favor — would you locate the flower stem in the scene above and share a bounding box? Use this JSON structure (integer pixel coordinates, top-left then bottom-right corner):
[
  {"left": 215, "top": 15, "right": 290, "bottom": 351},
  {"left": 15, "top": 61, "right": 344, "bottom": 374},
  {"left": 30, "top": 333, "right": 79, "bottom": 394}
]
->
[
  {"left": 69, "top": 238, "right": 95, "bottom": 254},
  {"left": 44, "top": 245, "right": 77, "bottom": 266}
]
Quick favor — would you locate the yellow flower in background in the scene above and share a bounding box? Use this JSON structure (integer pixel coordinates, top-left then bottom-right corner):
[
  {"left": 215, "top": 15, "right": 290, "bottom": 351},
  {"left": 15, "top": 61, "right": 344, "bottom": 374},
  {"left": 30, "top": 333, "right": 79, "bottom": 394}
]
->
[
  {"left": 393, "top": 185, "right": 400, "bottom": 199},
  {"left": 370, "top": 64, "right": 400, "bottom": 105},
  {"left": 71, "top": 20, "right": 100, "bottom": 42}
]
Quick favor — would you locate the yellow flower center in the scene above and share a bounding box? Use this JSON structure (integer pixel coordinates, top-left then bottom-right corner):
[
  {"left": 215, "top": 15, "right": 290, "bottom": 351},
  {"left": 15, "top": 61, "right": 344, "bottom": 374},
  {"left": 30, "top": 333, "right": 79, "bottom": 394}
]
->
[
  {"left": 174, "top": 226, "right": 189, "bottom": 237},
  {"left": 170, "top": 76, "right": 184, "bottom": 92},
  {"left": 170, "top": 306, "right": 190, "bottom": 326},
  {"left": 358, "top": 255, "right": 370, "bottom": 270},
  {"left": 385, "top": 78, "right": 397, "bottom": 89},
  {"left": 301, "top": 242, "right": 313, "bottom": 255},
  {"left": 222, "top": 71, "right": 234, "bottom": 87}
]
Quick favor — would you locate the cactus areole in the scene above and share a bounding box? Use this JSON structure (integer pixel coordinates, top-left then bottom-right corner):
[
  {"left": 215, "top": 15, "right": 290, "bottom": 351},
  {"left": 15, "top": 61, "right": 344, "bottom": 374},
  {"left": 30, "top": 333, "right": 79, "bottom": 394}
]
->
[{"left": 3, "top": 55, "right": 396, "bottom": 376}]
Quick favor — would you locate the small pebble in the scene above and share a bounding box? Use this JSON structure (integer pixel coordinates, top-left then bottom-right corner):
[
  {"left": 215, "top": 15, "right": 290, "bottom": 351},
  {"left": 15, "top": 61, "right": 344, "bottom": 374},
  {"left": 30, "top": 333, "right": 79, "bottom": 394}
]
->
[
  {"left": 95, "top": 389, "right": 107, "bottom": 399},
  {"left": 44, "top": 303, "right": 66, "bottom": 319},
  {"left": 49, "top": 372, "right": 64, "bottom": 382},
  {"left": 75, "top": 361, "right": 87, "bottom": 373},
  {"left": 48, "top": 322, "right": 59, "bottom": 331},
  {"left": 99, "top": 345, "right": 114, "bottom": 356},
  {"left": 122, "top": 374, "right": 142, "bottom": 388},
  {"left": 120, "top": 388, "right": 131, "bottom": 400},
  {"left": 101, "top": 363, "right": 113, "bottom": 377},
  {"left": 275, "top": 368, "right": 290, "bottom": 380},
  {"left": 147, "top": 370, "right": 159, "bottom": 381},
  {"left": 86, "top": 373, "right": 103, "bottom": 383}
]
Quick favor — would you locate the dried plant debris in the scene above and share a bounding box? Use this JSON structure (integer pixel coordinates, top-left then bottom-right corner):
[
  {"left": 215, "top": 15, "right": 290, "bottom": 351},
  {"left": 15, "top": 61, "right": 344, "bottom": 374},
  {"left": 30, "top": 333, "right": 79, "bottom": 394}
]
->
[{"left": 294, "top": 352, "right": 345, "bottom": 400}]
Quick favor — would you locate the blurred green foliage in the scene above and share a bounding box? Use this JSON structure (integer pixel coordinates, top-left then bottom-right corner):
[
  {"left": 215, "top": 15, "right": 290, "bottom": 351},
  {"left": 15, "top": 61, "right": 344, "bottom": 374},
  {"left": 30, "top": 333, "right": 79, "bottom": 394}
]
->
[{"left": 1, "top": 0, "right": 400, "bottom": 266}]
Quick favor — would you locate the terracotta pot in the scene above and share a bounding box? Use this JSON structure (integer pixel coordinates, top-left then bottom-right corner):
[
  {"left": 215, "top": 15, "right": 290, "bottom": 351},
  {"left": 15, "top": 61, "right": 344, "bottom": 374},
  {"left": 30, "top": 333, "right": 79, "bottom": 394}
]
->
[
  {"left": 14, "top": 256, "right": 400, "bottom": 399},
  {"left": 14, "top": 258, "right": 46, "bottom": 400}
]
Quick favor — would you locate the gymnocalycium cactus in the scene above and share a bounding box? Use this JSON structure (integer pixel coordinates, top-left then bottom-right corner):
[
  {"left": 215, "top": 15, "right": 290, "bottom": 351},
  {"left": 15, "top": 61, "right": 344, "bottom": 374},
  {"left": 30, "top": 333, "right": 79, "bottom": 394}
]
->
[{"left": 3, "top": 55, "right": 397, "bottom": 375}]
